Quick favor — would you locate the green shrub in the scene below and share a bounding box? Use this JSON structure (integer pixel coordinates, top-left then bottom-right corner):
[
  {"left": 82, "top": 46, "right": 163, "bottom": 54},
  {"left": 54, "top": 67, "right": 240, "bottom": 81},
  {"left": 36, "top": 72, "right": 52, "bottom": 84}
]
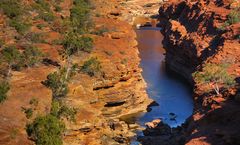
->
[
  {"left": 58, "top": 105, "right": 77, "bottom": 122},
  {"left": 54, "top": 5, "right": 62, "bottom": 12},
  {"left": 22, "top": 108, "right": 33, "bottom": 119},
  {"left": 8, "top": 19, "right": 31, "bottom": 34},
  {"left": 44, "top": 68, "right": 69, "bottom": 98},
  {"left": 23, "top": 46, "right": 44, "bottom": 67},
  {"left": 0, "top": 0, "right": 22, "bottom": 18},
  {"left": 227, "top": 9, "right": 240, "bottom": 25},
  {"left": 30, "top": 98, "right": 39, "bottom": 107},
  {"left": 0, "top": 46, "right": 44, "bottom": 74},
  {"left": 81, "top": 57, "right": 101, "bottom": 77},
  {"left": 1, "top": 46, "right": 24, "bottom": 71},
  {"left": 38, "top": 11, "right": 55, "bottom": 22},
  {"left": 50, "top": 100, "right": 61, "bottom": 117},
  {"left": 32, "top": 0, "right": 55, "bottom": 22},
  {"left": 34, "top": 0, "right": 50, "bottom": 11},
  {"left": 36, "top": 23, "right": 46, "bottom": 30},
  {"left": 51, "top": 100, "right": 76, "bottom": 122},
  {"left": 26, "top": 33, "right": 46, "bottom": 43},
  {"left": 0, "top": 81, "right": 10, "bottom": 103},
  {"left": 193, "top": 63, "right": 236, "bottom": 95},
  {"left": 26, "top": 114, "right": 65, "bottom": 145},
  {"left": 92, "top": 27, "right": 109, "bottom": 36},
  {"left": 70, "top": 0, "right": 91, "bottom": 33},
  {"left": 62, "top": 32, "right": 93, "bottom": 55}
]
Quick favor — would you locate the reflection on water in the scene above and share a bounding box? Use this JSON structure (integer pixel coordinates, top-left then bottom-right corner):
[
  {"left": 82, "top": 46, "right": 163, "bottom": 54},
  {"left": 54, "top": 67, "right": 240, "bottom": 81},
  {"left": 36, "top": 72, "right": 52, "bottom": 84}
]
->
[{"left": 135, "top": 27, "right": 193, "bottom": 127}]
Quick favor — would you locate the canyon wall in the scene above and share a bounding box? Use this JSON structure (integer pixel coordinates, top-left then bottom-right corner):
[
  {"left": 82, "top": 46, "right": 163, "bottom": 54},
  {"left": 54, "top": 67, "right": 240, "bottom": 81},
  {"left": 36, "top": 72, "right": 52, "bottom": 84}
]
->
[
  {"left": 158, "top": 0, "right": 240, "bottom": 144},
  {"left": 0, "top": 0, "right": 156, "bottom": 144},
  {"left": 159, "top": 0, "right": 240, "bottom": 83}
]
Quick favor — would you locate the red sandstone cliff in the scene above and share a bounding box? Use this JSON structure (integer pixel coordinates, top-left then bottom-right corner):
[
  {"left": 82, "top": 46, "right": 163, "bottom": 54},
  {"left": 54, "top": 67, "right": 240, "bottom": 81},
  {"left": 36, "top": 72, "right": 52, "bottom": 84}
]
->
[{"left": 158, "top": 0, "right": 240, "bottom": 144}]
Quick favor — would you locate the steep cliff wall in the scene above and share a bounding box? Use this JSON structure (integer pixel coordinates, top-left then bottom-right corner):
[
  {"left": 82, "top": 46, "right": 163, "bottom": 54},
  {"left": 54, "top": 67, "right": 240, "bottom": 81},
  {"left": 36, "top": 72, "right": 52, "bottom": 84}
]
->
[
  {"left": 159, "top": 0, "right": 240, "bottom": 83},
  {"left": 158, "top": 0, "right": 240, "bottom": 144}
]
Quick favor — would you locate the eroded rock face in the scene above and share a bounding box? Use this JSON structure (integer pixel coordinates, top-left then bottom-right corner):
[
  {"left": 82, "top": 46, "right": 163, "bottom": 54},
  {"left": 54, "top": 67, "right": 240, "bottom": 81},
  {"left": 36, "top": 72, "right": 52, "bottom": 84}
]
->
[
  {"left": 63, "top": 0, "right": 154, "bottom": 144},
  {"left": 159, "top": 0, "right": 240, "bottom": 84},
  {"left": 158, "top": 0, "right": 240, "bottom": 145},
  {"left": 138, "top": 119, "right": 185, "bottom": 145}
]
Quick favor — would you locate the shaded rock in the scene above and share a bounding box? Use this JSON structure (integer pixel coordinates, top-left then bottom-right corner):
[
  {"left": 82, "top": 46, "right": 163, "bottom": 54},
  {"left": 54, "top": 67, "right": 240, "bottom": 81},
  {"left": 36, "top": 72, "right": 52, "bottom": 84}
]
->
[
  {"left": 143, "top": 119, "right": 171, "bottom": 136},
  {"left": 234, "top": 93, "right": 240, "bottom": 102},
  {"left": 112, "top": 136, "right": 127, "bottom": 144},
  {"left": 109, "top": 11, "right": 121, "bottom": 16},
  {"left": 42, "top": 58, "right": 60, "bottom": 67},
  {"left": 105, "top": 100, "right": 126, "bottom": 107},
  {"left": 129, "top": 123, "right": 140, "bottom": 130},
  {"left": 145, "top": 119, "right": 161, "bottom": 129}
]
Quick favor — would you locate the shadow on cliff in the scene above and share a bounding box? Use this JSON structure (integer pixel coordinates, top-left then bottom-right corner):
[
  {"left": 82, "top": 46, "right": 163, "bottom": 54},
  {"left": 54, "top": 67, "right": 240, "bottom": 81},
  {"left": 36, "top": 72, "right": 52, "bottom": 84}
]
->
[
  {"left": 200, "top": 35, "right": 225, "bottom": 61},
  {"left": 186, "top": 96, "right": 240, "bottom": 145}
]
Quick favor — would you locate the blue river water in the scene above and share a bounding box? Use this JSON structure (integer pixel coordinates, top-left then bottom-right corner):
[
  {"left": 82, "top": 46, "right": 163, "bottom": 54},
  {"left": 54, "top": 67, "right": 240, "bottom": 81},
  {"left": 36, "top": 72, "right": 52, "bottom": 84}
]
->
[
  {"left": 129, "top": 27, "right": 193, "bottom": 145},
  {"left": 135, "top": 27, "right": 193, "bottom": 128}
]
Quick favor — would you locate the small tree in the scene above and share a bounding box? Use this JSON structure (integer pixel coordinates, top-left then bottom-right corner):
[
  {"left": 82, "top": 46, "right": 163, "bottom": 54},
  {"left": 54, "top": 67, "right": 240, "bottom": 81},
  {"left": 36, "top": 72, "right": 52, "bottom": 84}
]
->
[
  {"left": 0, "top": 81, "right": 10, "bottom": 103},
  {"left": 193, "top": 63, "right": 236, "bottom": 95},
  {"left": 43, "top": 66, "right": 76, "bottom": 98},
  {"left": 62, "top": 32, "right": 93, "bottom": 55},
  {"left": 26, "top": 114, "right": 65, "bottom": 145}
]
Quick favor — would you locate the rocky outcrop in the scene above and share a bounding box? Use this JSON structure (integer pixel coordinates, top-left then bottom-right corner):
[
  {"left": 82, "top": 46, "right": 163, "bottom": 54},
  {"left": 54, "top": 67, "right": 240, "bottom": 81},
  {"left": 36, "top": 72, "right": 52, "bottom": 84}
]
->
[
  {"left": 158, "top": 0, "right": 240, "bottom": 145},
  {"left": 159, "top": 0, "right": 240, "bottom": 83},
  {"left": 138, "top": 119, "right": 186, "bottom": 145}
]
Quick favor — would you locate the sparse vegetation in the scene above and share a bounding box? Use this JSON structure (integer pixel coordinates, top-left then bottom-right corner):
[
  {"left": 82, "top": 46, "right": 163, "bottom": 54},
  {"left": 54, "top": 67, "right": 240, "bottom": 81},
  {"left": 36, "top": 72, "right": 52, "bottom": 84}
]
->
[
  {"left": 22, "top": 107, "right": 33, "bottom": 119},
  {"left": 227, "top": 9, "right": 240, "bottom": 25},
  {"left": 70, "top": 0, "right": 91, "bottom": 33},
  {"left": 121, "top": 58, "right": 128, "bottom": 64},
  {"left": 25, "top": 33, "right": 46, "bottom": 43},
  {"left": 193, "top": 63, "right": 236, "bottom": 95},
  {"left": 0, "top": 0, "right": 22, "bottom": 18},
  {"left": 54, "top": 5, "right": 62, "bottom": 12},
  {"left": 30, "top": 98, "right": 39, "bottom": 107},
  {"left": 32, "top": 0, "right": 55, "bottom": 23},
  {"left": 81, "top": 57, "right": 101, "bottom": 77},
  {"left": 218, "top": 9, "right": 240, "bottom": 31},
  {"left": 44, "top": 68, "right": 70, "bottom": 98},
  {"left": 23, "top": 46, "right": 44, "bottom": 67},
  {"left": 104, "top": 50, "right": 113, "bottom": 56},
  {"left": 26, "top": 114, "right": 65, "bottom": 145},
  {"left": 10, "top": 128, "right": 19, "bottom": 139},
  {"left": 0, "top": 81, "right": 10, "bottom": 103},
  {"left": 62, "top": 32, "right": 93, "bottom": 55},
  {"left": 8, "top": 19, "right": 31, "bottom": 34},
  {"left": 1, "top": 46, "right": 23, "bottom": 75},
  {"left": 51, "top": 100, "right": 76, "bottom": 122},
  {"left": 92, "top": 27, "right": 110, "bottom": 36},
  {"left": 39, "top": 12, "right": 55, "bottom": 22},
  {"left": 0, "top": 45, "right": 44, "bottom": 76}
]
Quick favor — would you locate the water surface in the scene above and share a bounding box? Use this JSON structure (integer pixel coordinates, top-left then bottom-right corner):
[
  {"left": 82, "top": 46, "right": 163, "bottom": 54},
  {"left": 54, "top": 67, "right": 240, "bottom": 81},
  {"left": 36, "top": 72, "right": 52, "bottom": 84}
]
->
[{"left": 135, "top": 27, "right": 193, "bottom": 127}]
